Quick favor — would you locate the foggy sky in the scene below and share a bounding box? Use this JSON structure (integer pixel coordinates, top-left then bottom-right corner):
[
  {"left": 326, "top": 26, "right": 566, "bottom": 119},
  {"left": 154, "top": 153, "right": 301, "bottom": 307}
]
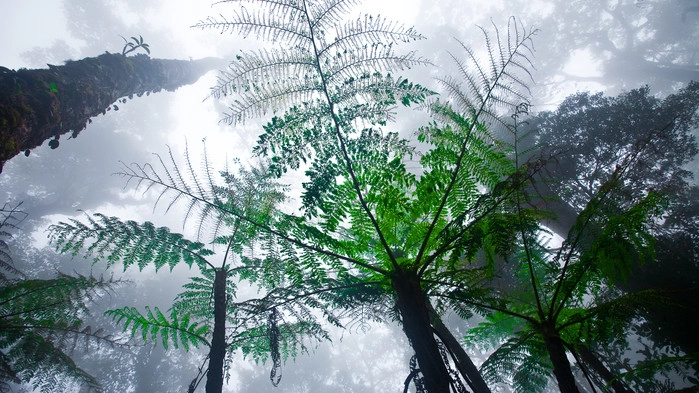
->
[{"left": 1, "top": 0, "right": 696, "bottom": 392}]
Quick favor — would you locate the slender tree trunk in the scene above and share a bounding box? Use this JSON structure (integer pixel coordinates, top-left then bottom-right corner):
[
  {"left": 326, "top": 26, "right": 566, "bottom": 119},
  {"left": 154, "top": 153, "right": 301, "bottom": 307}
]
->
[
  {"left": 393, "top": 270, "right": 451, "bottom": 393},
  {"left": 206, "top": 269, "right": 227, "bottom": 393},
  {"left": 577, "top": 346, "right": 633, "bottom": 393},
  {"left": 429, "top": 307, "right": 492, "bottom": 393},
  {"left": 0, "top": 52, "right": 223, "bottom": 172},
  {"left": 543, "top": 331, "right": 581, "bottom": 393}
]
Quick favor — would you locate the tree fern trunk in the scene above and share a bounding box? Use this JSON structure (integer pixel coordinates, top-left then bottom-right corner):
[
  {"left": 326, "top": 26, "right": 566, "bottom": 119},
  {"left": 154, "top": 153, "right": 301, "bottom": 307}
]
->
[
  {"left": 577, "top": 346, "right": 633, "bottom": 393},
  {"left": 206, "top": 269, "right": 227, "bottom": 393},
  {"left": 0, "top": 53, "right": 223, "bottom": 172},
  {"left": 543, "top": 332, "right": 581, "bottom": 393},
  {"left": 429, "top": 308, "right": 491, "bottom": 393},
  {"left": 393, "top": 271, "right": 451, "bottom": 393}
]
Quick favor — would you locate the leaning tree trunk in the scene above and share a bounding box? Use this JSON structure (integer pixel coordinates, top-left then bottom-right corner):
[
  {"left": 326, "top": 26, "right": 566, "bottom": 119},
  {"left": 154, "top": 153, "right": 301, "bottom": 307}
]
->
[
  {"left": 428, "top": 306, "right": 492, "bottom": 393},
  {"left": 0, "top": 52, "right": 223, "bottom": 172},
  {"left": 206, "top": 269, "right": 228, "bottom": 393},
  {"left": 577, "top": 346, "right": 633, "bottom": 393},
  {"left": 542, "top": 327, "right": 581, "bottom": 393},
  {"left": 393, "top": 270, "right": 452, "bottom": 393}
]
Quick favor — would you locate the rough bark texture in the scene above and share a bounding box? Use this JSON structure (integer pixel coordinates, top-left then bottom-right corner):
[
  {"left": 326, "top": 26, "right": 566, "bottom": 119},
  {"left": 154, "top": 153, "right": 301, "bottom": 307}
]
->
[
  {"left": 393, "top": 270, "right": 451, "bottom": 393},
  {"left": 543, "top": 330, "right": 581, "bottom": 393},
  {"left": 206, "top": 269, "right": 227, "bottom": 393},
  {"left": 0, "top": 53, "right": 223, "bottom": 172},
  {"left": 429, "top": 308, "right": 491, "bottom": 393}
]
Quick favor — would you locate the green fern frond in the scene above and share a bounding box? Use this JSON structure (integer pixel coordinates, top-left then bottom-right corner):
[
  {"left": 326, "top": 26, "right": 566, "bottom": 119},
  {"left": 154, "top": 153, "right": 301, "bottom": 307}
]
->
[
  {"left": 105, "top": 306, "right": 210, "bottom": 350},
  {"left": 478, "top": 331, "right": 550, "bottom": 393},
  {"left": 3, "top": 331, "right": 101, "bottom": 393},
  {"left": 198, "top": 0, "right": 429, "bottom": 128},
  {"left": 48, "top": 213, "right": 214, "bottom": 271},
  {"left": 116, "top": 145, "right": 288, "bottom": 254},
  {"left": 0, "top": 272, "right": 123, "bottom": 392},
  {"left": 194, "top": 1, "right": 312, "bottom": 45}
]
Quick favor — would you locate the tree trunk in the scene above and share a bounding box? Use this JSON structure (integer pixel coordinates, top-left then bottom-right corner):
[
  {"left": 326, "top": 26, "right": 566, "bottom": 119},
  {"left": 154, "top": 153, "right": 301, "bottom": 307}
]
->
[
  {"left": 429, "top": 307, "right": 492, "bottom": 393},
  {"left": 0, "top": 53, "right": 224, "bottom": 172},
  {"left": 543, "top": 331, "right": 581, "bottom": 393},
  {"left": 577, "top": 346, "right": 633, "bottom": 393},
  {"left": 393, "top": 270, "right": 451, "bottom": 393},
  {"left": 206, "top": 269, "right": 227, "bottom": 393}
]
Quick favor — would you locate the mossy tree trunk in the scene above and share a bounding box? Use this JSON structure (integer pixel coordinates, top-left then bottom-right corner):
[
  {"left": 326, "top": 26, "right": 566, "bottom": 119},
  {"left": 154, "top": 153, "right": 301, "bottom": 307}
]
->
[{"left": 0, "top": 53, "right": 223, "bottom": 172}]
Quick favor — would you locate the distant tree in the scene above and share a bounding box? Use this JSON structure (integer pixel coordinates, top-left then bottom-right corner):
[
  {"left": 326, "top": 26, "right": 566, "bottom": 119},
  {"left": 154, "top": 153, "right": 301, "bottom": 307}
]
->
[
  {"left": 532, "top": 0, "right": 699, "bottom": 91},
  {"left": 533, "top": 82, "right": 699, "bottom": 382},
  {"left": 450, "top": 132, "right": 669, "bottom": 393},
  {"left": 0, "top": 39, "right": 223, "bottom": 172},
  {"left": 0, "top": 202, "right": 122, "bottom": 392},
  {"left": 535, "top": 82, "right": 699, "bottom": 215}
]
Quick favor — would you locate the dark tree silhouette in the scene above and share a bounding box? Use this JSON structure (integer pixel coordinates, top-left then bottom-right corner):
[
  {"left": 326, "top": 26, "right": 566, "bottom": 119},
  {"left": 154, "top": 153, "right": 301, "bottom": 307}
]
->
[{"left": 0, "top": 52, "right": 223, "bottom": 172}]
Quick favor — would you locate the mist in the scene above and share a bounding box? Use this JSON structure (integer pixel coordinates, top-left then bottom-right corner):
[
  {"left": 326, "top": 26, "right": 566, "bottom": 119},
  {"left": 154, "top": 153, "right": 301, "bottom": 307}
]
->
[{"left": 1, "top": 0, "right": 697, "bottom": 392}]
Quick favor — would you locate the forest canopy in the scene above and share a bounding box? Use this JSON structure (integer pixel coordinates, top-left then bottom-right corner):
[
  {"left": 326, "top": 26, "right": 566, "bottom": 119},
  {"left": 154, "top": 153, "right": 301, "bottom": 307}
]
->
[{"left": 1, "top": 0, "right": 698, "bottom": 393}]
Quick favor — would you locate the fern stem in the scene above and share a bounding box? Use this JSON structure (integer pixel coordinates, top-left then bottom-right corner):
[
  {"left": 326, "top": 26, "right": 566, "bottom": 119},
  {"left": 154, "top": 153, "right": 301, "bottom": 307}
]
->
[
  {"left": 205, "top": 269, "right": 227, "bottom": 393},
  {"left": 300, "top": 0, "right": 399, "bottom": 273}
]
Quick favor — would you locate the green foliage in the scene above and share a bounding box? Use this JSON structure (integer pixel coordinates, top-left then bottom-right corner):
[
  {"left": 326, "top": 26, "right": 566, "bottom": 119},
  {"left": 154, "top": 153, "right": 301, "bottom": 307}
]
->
[
  {"left": 1, "top": 203, "right": 124, "bottom": 392},
  {"left": 0, "top": 202, "right": 26, "bottom": 280},
  {"left": 105, "top": 306, "right": 209, "bottom": 350},
  {"left": 0, "top": 272, "right": 122, "bottom": 393},
  {"left": 477, "top": 332, "right": 551, "bottom": 393},
  {"left": 48, "top": 213, "right": 215, "bottom": 272}
]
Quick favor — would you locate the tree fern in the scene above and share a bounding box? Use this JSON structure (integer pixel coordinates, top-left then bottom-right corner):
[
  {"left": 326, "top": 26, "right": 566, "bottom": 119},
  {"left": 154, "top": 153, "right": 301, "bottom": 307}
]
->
[
  {"left": 1, "top": 203, "right": 126, "bottom": 392},
  {"left": 144, "top": 5, "right": 538, "bottom": 391},
  {"left": 49, "top": 156, "right": 353, "bottom": 392},
  {"left": 445, "top": 116, "right": 683, "bottom": 393},
  {"left": 0, "top": 272, "right": 123, "bottom": 392}
]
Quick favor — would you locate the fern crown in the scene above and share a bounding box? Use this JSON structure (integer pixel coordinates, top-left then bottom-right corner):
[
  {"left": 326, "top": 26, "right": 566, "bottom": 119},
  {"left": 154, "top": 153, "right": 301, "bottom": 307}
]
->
[{"left": 195, "top": 0, "right": 431, "bottom": 125}]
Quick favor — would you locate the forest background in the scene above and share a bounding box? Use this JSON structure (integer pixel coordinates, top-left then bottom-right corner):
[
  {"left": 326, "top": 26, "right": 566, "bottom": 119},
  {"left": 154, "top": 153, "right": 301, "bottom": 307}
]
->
[{"left": 1, "top": 0, "right": 697, "bottom": 392}]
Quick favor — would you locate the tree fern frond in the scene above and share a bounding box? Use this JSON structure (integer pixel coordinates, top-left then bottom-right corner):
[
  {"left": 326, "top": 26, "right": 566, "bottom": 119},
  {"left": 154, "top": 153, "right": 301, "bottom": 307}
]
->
[
  {"left": 435, "top": 17, "right": 536, "bottom": 129},
  {"left": 323, "top": 45, "right": 427, "bottom": 85},
  {"left": 307, "top": 0, "right": 358, "bottom": 30},
  {"left": 193, "top": 4, "right": 309, "bottom": 44},
  {"left": 0, "top": 272, "right": 125, "bottom": 393},
  {"left": 220, "top": 75, "right": 322, "bottom": 124},
  {"left": 48, "top": 213, "right": 215, "bottom": 271},
  {"left": 0, "top": 202, "right": 27, "bottom": 279},
  {"left": 320, "top": 13, "right": 424, "bottom": 56},
  {"left": 105, "top": 306, "right": 210, "bottom": 350},
  {"left": 211, "top": 48, "right": 317, "bottom": 99},
  {"left": 478, "top": 331, "right": 549, "bottom": 392},
  {"left": 3, "top": 332, "right": 102, "bottom": 393}
]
